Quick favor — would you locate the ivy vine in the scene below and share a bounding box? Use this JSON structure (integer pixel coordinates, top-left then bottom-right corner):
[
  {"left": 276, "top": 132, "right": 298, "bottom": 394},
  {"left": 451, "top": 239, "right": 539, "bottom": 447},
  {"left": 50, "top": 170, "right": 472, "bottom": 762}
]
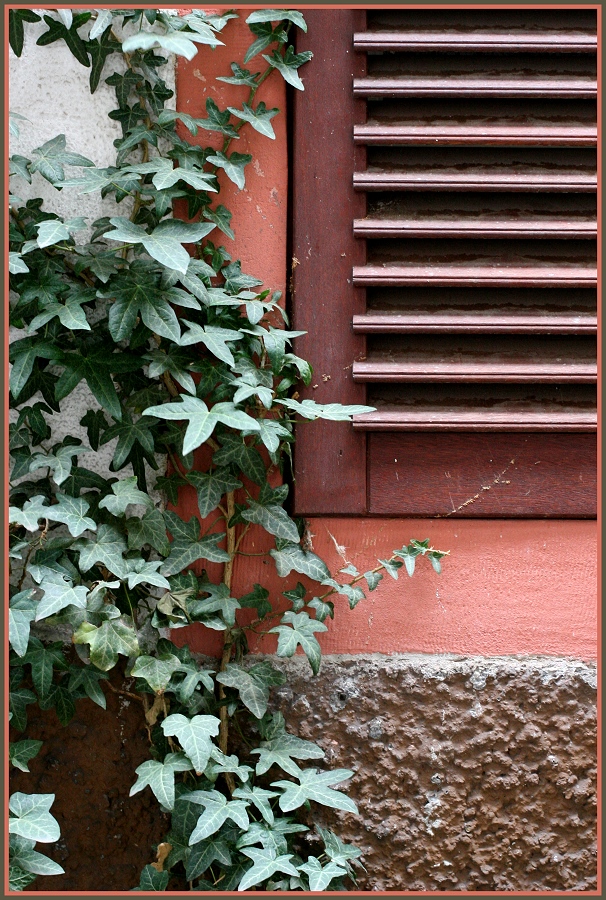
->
[{"left": 8, "top": 8, "right": 448, "bottom": 892}]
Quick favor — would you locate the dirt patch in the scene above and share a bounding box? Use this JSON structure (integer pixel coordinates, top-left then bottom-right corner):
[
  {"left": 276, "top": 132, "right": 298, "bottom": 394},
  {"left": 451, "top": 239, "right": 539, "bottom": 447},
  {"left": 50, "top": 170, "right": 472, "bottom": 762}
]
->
[{"left": 9, "top": 661, "right": 170, "bottom": 891}]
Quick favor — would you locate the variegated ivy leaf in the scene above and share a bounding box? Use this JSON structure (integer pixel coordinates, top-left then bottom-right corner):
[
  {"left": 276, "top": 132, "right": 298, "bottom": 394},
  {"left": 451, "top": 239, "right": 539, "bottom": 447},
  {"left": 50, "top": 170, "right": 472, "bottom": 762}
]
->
[
  {"left": 8, "top": 793, "right": 61, "bottom": 843},
  {"left": 189, "top": 582, "right": 241, "bottom": 628},
  {"left": 8, "top": 495, "right": 49, "bottom": 532},
  {"left": 205, "top": 150, "right": 252, "bottom": 190},
  {"left": 144, "top": 395, "right": 260, "bottom": 456},
  {"left": 9, "top": 251, "right": 30, "bottom": 274},
  {"left": 74, "top": 524, "right": 128, "bottom": 576},
  {"left": 129, "top": 753, "right": 192, "bottom": 810},
  {"left": 298, "top": 856, "right": 347, "bottom": 891},
  {"left": 227, "top": 102, "right": 279, "bottom": 140},
  {"left": 237, "top": 847, "right": 298, "bottom": 892},
  {"left": 216, "top": 661, "right": 286, "bottom": 719},
  {"left": 161, "top": 713, "right": 221, "bottom": 774},
  {"left": 130, "top": 654, "right": 181, "bottom": 693},
  {"left": 270, "top": 542, "right": 330, "bottom": 582},
  {"left": 98, "top": 476, "right": 154, "bottom": 516},
  {"left": 317, "top": 826, "right": 363, "bottom": 869},
  {"left": 9, "top": 835, "right": 65, "bottom": 877},
  {"left": 270, "top": 611, "right": 328, "bottom": 675},
  {"left": 36, "top": 577, "right": 89, "bottom": 621},
  {"left": 277, "top": 398, "right": 376, "bottom": 420},
  {"left": 252, "top": 731, "right": 324, "bottom": 778},
  {"left": 104, "top": 217, "right": 214, "bottom": 274},
  {"left": 160, "top": 514, "right": 230, "bottom": 578},
  {"left": 205, "top": 748, "right": 253, "bottom": 784},
  {"left": 72, "top": 616, "right": 139, "bottom": 671},
  {"left": 233, "top": 785, "right": 278, "bottom": 825},
  {"left": 44, "top": 495, "right": 97, "bottom": 537},
  {"left": 179, "top": 321, "right": 243, "bottom": 366},
  {"left": 29, "top": 134, "right": 94, "bottom": 185},
  {"left": 121, "top": 558, "right": 171, "bottom": 591},
  {"left": 34, "top": 216, "right": 86, "bottom": 249},
  {"left": 9, "top": 591, "right": 37, "bottom": 657},
  {"left": 241, "top": 500, "right": 300, "bottom": 544},
  {"left": 29, "top": 443, "right": 90, "bottom": 486},
  {"left": 187, "top": 790, "right": 250, "bottom": 844},
  {"left": 271, "top": 768, "right": 358, "bottom": 814},
  {"left": 187, "top": 468, "right": 242, "bottom": 518}
]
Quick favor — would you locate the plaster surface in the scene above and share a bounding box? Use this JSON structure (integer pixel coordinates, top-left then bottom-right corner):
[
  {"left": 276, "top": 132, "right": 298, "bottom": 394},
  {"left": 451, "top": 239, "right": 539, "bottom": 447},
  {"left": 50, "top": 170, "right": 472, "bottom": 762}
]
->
[{"left": 272, "top": 653, "right": 598, "bottom": 892}]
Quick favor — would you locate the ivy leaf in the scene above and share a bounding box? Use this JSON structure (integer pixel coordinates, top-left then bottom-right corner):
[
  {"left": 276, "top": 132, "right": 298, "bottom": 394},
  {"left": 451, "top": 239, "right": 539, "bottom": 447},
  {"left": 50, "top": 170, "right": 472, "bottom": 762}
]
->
[
  {"left": 188, "top": 581, "right": 240, "bottom": 628},
  {"left": 188, "top": 468, "right": 242, "bottom": 518},
  {"left": 246, "top": 9, "right": 308, "bottom": 31},
  {"left": 307, "top": 597, "right": 334, "bottom": 622},
  {"left": 9, "top": 495, "right": 49, "bottom": 532},
  {"left": 298, "top": 856, "right": 347, "bottom": 891},
  {"left": 252, "top": 732, "right": 324, "bottom": 778},
  {"left": 161, "top": 714, "right": 221, "bottom": 774},
  {"left": 67, "top": 666, "right": 108, "bottom": 709},
  {"left": 161, "top": 513, "right": 229, "bottom": 577},
  {"left": 317, "top": 826, "right": 363, "bottom": 869},
  {"left": 73, "top": 616, "right": 139, "bottom": 671},
  {"left": 238, "top": 847, "right": 298, "bottom": 891},
  {"left": 126, "top": 509, "right": 170, "bottom": 557},
  {"left": 187, "top": 791, "right": 250, "bottom": 843},
  {"left": 379, "top": 558, "right": 403, "bottom": 580},
  {"left": 74, "top": 524, "right": 127, "bottom": 575},
  {"left": 133, "top": 864, "right": 169, "bottom": 891},
  {"left": 36, "top": 13, "right": 91, "bottom": 67},
  {"left": 100, "top": 413, "right": 157, "bottom": 471},
  {"left": 364, "top": 570, "right": 383, "bottom": 591},
  {"left": 89, "top": 9, "right": 113, "bottom": 40},
  {"left": 130, "top": 752, "right": 192, "bottom": 810},
  {"left": 98, "top": 476, "right": 154, "bottom": 516},
  {"left": 217, "top": 62, "right": 260, "bottom": 87},
  {"left": 9, "top": 742, "right": 42, "bottom": 778},
  {"left": 270, "top": 542, "right": 330, "bottom": 582},
  {"left": 121, "top": 29, "right": 222, "bottom": 61},
  {"left": 29, "top": 134, "right": 94, "bottom": 185},
  {"left": 9, "top": 251, "right": 30, "bottom": 274},
  {"left": 241, "top": 500, "right": 300, "bottom": 544},
  {"left": 9, "top": 591, "right": 38, "bottom": 658},
  {"left": 227, "top": 102, "right": 279, "bottom": 140},
  {"left": 122, "top": 558, "right": 171, "bottom": 591},
  {"left": 212, "top": 435, "right": 266, "bottom": 485},
  {"left": 196, "top": 97, "right": 240, "bottom": 139},
  {"left": 206, "top": 151, "right": 252, "bottom": 190},
  {"left": 8, "top": 793, "right": 61, "bottom": 843},
  {"left": 270, "top": 611, "right": 327, "bottom": 675},
  {"left": 104, "top": 217, "right": 213, "bottom": 275},
  {"left": 45, "top": 494, "right": 97, "bottom": 537},
  {"left": 233, "top": 785, "right": 278, "bottom": 826},
  {"left": 36, "top": 577, "right": 89, "bottom": 622},
  {"left": 9, "top": 9, "right": 41, "bottom": 57},
  {"left": 262, "top": 46, "right": 313, "bottom": 91},
  {"left": 179, "top": 322, "right": 243, "bottom": 366},
  {"left": 277, "top": 398, "right": 376, "bottom": 420},
  {"left": 144, "top": 395, "right": 260, "bottom": 456},
  {"left": 9, "top": 685, "right": 37, "bottom": 732},
  {"left": 28, "top": 293, "right": 92, "bottom": 334},
  {"left": 271, "top": 768, "right": 357, "bottom": 814},
  {"left": 185, "top": 835, "right": 232, "bottom": 881},
  {"left": 216, "top": 662, "right": 285, "bottom": 719},
  {"left": 131, "top": 654, "right": 181, "bottom": 693},
  {"left": 29, "top": 443, "right": 90, "bottom": 486}
]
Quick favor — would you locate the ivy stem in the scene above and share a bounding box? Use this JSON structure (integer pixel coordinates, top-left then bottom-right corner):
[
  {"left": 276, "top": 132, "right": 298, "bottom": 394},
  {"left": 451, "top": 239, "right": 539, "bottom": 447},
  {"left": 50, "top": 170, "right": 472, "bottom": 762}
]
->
[{"left": 217, "top": 490, "right": 237, "bottom": 792}]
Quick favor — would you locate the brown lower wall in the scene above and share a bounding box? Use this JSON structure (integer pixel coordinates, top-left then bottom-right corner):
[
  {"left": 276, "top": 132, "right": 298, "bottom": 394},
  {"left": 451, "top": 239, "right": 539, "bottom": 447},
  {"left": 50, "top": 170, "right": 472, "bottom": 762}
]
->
[{"left": 272, "top": 653, "right": 597, "bottom": 892}]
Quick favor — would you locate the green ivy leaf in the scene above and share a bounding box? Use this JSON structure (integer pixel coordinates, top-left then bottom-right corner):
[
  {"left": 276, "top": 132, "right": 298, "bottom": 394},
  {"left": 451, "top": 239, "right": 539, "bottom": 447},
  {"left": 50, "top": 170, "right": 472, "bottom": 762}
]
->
[
  {"left": 126, "top": 508, "right": 170, "bottom": 556},
  {"left": 9, "top": 9, "right": 41, "bottom": 56},
  {"left": 246, "top": 9, "right": 308, "bottom": 31},
  {"left": 45, "top": 494, "right": 97, "bottom": 537},
  {"left": 262, "top": 46, "right": 313, "bottom": 91},
  {"left": 104, "top": 217, "right": 213, "bottom": 275},
  {"left": 67, "top": 666, "right": 108, "bottom": 709},
  {"left": 189, "top": 582, "right": 241, "bottom": 627},
  {"left": 131, "top": 654, "right": 181, "bottom": 693},
  {"left": 187, "top": 790, "right": 250, "bottom": 843},
  {"left": 270, "top": 542, "right": 330, "bottom": 582},
  {"left": 9, "top": 591, "right": 38, "bottom": 657},
  {"left": 74, "top": 524, "right": 127, "bottom": 576},
  {"left": 195, "top": 97, "right": 240, "bottom": 139},
  {"left": 161, "top": 513, "right": 230, "bottom": 577},
  {"left": 298, "top": 856, "right": 347, "bottom": 891},
  {"left": 216, "top": 662, "right": 285, "bottom": 719},
  {"left": 29, "top": 134, "right": 94, "bottom": 184},
  {"left": 212, "top": 435, "right": 266, "bottom": 485},
  {"left": 134, "top": 864, "right": 170, "bottom": 891},
  {"left": 185, "top": 835, "right": 232, "bottom": 881},
  {"left": 179, "top": 322, "right": 243, "bottom": 366},
  {"left": 241, "top": 500, "right": 300, "bottom": 544},
  {"left": 206, "top": 151, "right": 252, "bottom": 190},
  {"left": 9, "top": 740, "right": 43, "bottom": 773},
  {"left": 277, "top": 397, "right": 376, "bottom": 420},
  {"left": 36, "top": 577, "right": 89, "bottom": 622},
  {"left": 188, "top": 468, "right": 242, "bottom": 518}
]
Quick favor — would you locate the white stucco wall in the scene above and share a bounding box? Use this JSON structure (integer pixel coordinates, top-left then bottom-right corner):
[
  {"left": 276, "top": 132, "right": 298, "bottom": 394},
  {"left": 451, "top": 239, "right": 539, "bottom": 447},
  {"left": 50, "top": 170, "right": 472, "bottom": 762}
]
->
[{"left": 9, "top": 12, "right": 175, "bottom": 482}]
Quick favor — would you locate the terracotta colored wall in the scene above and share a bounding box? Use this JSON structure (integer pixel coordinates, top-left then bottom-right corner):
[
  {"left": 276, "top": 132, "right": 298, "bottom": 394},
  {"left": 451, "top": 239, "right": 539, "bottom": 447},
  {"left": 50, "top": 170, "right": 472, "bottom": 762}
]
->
[{"left": 175, "top": 18, "right": 598, "bottom": 664}]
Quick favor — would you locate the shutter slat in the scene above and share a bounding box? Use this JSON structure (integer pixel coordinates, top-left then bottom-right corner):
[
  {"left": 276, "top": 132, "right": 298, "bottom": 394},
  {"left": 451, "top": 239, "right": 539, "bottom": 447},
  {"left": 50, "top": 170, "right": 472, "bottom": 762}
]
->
[
  {"left": 353, "top": 313, "right": 596, "bottom": 334},
  {"left": 355, "top": 122, "right": 596, "bottom": 147},
  {"left": 354, "top": 31, "right": 596, "bottom": 53},
  {"left": 353, "top": 410, "right": 596, "bottom": 431},
  {"left": 354, "top": 75, "right": 596, "bottom": 99},
  {"left": 354, "top": 264, "right": 596, "bottom": 288},
  {"left": 354, "top": 217, "right": 596, "bottom": 239}
]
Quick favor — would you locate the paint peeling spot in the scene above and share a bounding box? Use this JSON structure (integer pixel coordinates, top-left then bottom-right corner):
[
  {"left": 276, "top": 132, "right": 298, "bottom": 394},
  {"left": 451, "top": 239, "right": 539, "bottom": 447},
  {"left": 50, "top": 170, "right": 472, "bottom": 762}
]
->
[
  {"left": 253, "top": 159, "right": 265, "bottom": 177},
  {"left": 192, "top": 69, "right": 206, "bottom": 83},
  {"left": 269, "top": 187, "right": 280, "bottom": 205}
]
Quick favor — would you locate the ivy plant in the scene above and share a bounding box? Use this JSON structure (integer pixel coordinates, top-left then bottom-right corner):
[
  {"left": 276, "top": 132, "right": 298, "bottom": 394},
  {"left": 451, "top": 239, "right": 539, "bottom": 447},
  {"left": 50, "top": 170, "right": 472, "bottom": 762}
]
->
[{"left": 8, "top": 8, "right": 448, "bottom": 892}]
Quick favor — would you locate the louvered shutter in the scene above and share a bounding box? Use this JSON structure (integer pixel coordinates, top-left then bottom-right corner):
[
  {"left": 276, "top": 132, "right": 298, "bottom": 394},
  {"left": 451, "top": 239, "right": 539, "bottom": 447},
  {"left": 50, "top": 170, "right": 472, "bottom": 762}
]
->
[{"left": 291, "top": 9, "right": 597, "bottom": 518}]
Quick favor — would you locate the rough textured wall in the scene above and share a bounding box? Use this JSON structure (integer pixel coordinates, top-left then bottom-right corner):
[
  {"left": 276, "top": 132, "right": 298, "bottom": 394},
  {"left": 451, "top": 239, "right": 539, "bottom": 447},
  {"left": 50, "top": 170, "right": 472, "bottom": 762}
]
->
[{"left": 272, "top": 654, "right": 597, "bottom": 892}]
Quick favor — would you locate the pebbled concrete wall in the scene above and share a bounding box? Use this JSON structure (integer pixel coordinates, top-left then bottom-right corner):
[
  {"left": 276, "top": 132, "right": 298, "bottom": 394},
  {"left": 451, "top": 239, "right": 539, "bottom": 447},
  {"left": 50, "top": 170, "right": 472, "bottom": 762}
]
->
[{"left": 272, "top": 654, "right": 597, "bottom": 892}]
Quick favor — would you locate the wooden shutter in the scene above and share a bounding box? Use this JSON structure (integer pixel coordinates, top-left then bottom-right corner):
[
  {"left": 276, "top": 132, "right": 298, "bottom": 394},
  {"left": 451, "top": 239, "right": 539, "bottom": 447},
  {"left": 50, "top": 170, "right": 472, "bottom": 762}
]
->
[{"left": 291, "top": 9, "right": 597, "bottom": 518}]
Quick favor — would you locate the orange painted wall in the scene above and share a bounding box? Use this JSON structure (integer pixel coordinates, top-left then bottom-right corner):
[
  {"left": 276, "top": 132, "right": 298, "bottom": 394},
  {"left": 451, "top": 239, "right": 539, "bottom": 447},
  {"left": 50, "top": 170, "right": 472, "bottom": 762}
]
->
[{"left": 175, "top": 17, "right": 598, "bottom": 664}]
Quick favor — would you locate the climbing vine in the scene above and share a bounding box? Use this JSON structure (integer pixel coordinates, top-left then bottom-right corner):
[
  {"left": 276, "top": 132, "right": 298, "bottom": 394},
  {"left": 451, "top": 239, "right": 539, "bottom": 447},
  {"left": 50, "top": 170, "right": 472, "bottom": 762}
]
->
[{"left": 8, "top": 8, "right": 448, "bottom": 891}]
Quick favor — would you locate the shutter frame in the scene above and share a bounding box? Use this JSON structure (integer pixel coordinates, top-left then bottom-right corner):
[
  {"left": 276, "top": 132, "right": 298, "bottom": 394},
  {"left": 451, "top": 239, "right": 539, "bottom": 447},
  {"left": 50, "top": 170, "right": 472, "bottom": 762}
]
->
[{"left": 291, "top": 9, "right": 597, "bottom": 518}]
